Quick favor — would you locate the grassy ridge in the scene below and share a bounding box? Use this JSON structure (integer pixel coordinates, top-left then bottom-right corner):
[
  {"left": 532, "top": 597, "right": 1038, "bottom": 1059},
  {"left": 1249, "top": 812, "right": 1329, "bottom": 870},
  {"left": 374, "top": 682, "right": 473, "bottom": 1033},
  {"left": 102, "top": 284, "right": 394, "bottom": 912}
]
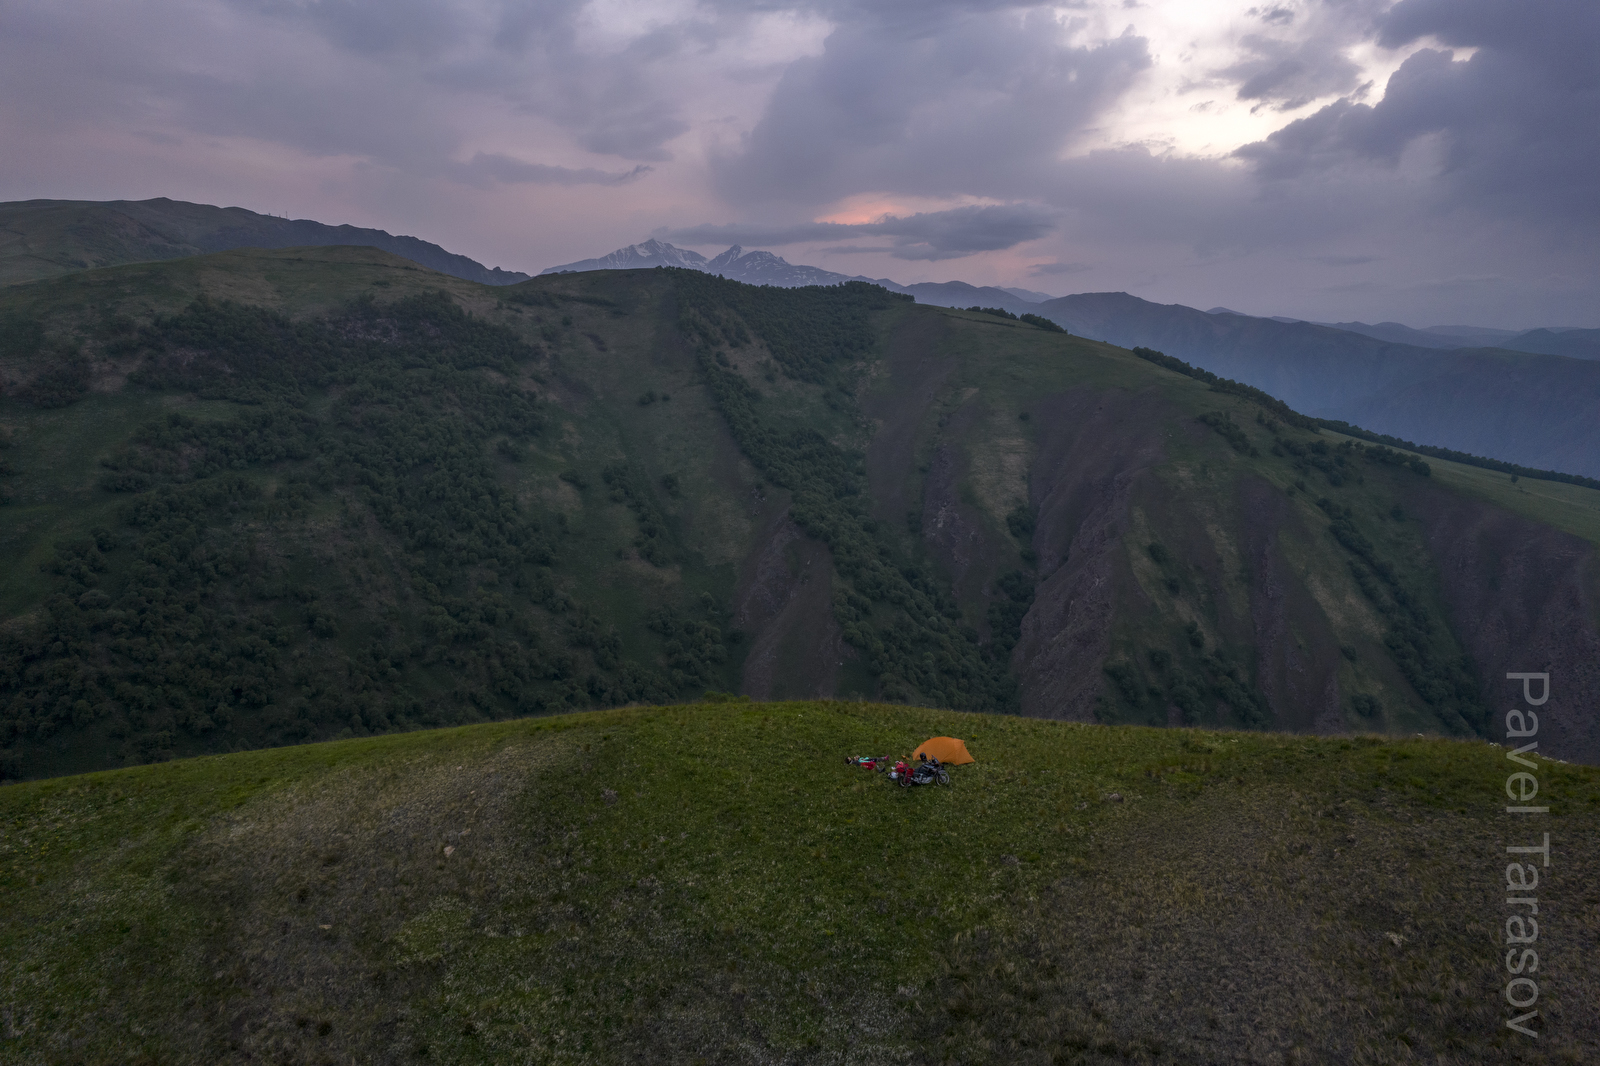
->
[{"left": 3, "top": 703, "right": 1598, "bottom": 1063}]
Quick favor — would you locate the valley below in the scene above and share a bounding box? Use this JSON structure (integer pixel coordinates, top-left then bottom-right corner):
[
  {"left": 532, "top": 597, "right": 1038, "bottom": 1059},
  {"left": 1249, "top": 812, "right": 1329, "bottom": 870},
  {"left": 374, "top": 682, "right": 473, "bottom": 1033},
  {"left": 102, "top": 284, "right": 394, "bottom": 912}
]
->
[
  {"left": 1, "top": 245, "right": 1599, "bottom": 1062},
  {"left": 2, "top": 248, "right": 1600, "bottom": 775}
]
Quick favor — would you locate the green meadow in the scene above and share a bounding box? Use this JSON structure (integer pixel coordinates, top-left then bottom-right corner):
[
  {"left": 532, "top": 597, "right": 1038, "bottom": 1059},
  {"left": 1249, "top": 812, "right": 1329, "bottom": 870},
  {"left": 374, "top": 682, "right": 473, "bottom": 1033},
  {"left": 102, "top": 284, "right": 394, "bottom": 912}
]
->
[{"left": 3, "top": 702, "right": 1597, "bottom": 1064}]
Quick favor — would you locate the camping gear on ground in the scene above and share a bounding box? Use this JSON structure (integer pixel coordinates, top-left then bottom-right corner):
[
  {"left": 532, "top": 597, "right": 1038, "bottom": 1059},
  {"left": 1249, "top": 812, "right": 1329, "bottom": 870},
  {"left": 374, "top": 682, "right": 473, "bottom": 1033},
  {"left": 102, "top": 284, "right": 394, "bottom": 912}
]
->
[
  {"left": 846, "top": 755, "right": 889, "bottom": 771},
  {"left": 912, "top": 737, "right": 974, "bottom": 765},
  {"left": 898, "top": 756, "right": 950, "bottom": 787}
]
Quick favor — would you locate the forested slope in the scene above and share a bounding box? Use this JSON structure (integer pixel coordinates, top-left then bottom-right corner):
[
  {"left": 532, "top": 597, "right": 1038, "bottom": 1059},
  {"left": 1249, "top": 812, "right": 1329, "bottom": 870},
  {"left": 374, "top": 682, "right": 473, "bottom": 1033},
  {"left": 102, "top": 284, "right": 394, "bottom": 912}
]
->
[{"left": 3, "top": 249, "right": 1599, "bottom": 778}]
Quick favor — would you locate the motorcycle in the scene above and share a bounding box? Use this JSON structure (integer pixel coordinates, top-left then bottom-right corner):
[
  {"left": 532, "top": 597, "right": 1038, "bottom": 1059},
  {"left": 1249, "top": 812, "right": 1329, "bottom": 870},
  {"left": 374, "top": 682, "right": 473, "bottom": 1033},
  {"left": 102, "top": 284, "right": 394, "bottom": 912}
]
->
[{"left": 891, "top": 756, "right": 950, "bottom": 787}]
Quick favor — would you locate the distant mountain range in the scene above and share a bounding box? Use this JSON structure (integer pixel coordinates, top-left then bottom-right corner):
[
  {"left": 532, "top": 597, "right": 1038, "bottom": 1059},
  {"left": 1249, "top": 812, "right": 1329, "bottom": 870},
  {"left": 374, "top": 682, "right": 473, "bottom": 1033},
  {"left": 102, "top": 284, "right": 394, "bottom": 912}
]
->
[
  {"left": 550, "top": 238, "right": 1600, "bottom": 363},
  {"left": 6, "top": 206, "right": 1596, "bottom": 477},
  {"left": 542, "top": 239, "right": 1049, "bottom": 315},
  {"left": 1036, "top": 292, "right": 1600, "bottom": 478},
  {"left": 544, "top": 240, "right": 1600, "bottom": 477},
  {"left": 1206, "top": 309, "right": 1600, "bottom": 361},
  {"left": 0, "top": 198, "right": 531, "bottom": 288}
]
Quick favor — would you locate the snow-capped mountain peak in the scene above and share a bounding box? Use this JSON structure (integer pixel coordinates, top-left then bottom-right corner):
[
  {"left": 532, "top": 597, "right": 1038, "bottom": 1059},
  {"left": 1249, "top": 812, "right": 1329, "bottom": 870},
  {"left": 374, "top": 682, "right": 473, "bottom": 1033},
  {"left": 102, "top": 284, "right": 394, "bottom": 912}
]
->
[
  {"left": 540, "top": 239, "right": 708, "bottom": 274},
  {"left": 704, "top": 245, "right": 744, "bottom": 272}
]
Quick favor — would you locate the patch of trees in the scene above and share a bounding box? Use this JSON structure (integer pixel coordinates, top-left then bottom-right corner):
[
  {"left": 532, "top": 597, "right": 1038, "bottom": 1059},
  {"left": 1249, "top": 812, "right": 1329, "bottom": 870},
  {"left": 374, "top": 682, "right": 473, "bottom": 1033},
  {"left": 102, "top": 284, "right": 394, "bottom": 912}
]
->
[
  {"left": 985, "top": 569, "right": 1034, "bottom": 663},
  {"left": 602, "top": 463, "right": 674, "bottom": 565},
  {"left": 1019, "top": 314, "right": 1064, "bottom": 333},
  {"left": 1260, "top": 416, "right": 1430, "bottom": 485},
  {"left": 1197, "top": 412, "right": 1259, "bottom": 456},
  {"left": 0, "top": 291, "right": 726, "bottom": 779},
  {"left": 676, "top": 277, "right": 1015, "bottom": 712},
  {"left": 648, "top": 599, "right": 731, "bottom": 692},
  {"left": 1, "top": 316, "right": 93, "bottom": 408},
  {"left": 671, "top": 270, "right": 909, "bottom": 384},
  {"left": 26, "top": 350, "right": 92, "bottom": 408},
  {"left": 961, "top": 307, "right": 1067, "bottom": 333},
  {"left": 1099, "top": 545, "right": 1272, "bottom": 729},
  {"left": 1313, "top": 419, "right": 1593, "bottom": 490},
  {"left": 1103, "top": 639, "right": 1269, "bottom": 729},
  {"left": 1316, "top": 496, "right": 1485, "bottom": 736},
  {"left": 1359, "top": 443, "right": 1432, "bottom": 478},
  {"left": 1131, "top": 346, "right": 1319, "bottom": 431}
]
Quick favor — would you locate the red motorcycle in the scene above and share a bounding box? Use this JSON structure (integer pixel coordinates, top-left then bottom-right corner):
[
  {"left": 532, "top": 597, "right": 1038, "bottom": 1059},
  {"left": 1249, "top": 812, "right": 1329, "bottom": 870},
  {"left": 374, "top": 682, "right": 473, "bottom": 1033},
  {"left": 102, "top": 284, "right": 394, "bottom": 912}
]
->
[{"left": 892, "top": 756, "right": 950, "bottom": 788}]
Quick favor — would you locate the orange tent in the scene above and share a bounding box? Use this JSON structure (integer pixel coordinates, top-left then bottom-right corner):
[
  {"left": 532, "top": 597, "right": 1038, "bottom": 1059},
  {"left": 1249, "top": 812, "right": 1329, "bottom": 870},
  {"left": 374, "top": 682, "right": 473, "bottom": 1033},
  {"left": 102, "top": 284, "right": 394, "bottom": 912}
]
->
[{"left": 913, "top": 736, "right": 975, "bottom": 765}]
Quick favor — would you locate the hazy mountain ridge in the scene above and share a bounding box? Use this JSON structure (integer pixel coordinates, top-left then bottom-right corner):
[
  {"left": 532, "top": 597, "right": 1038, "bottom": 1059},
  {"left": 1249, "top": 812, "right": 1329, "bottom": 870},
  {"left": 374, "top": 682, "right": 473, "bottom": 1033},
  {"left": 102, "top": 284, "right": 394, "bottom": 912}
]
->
[
  {"left": 543, "top": 239, "right": 1049, "bottom": 315},
  {"left": 543, "top": 238, "right": 901, "bottom": 291},
  {"left": 1207, "top": 308, "right": 1600, "bottom": 360},
  {"left": 1039, "top": 292, "right": 1600, "bottom": 478},
  {"left": 552, "top": 239, "right": 1596, "bottom": 364},
  {"left": 999, "top": 286, "right": 1054, "bottom": 303},
  {"left": 1301, "top": 317, "right": 1600, "bottom": 359},
  {"left": 0, "top": 198, "right": 532, "bottom": 287},
  {"left": 7, "top": 208, "right": 1598, "bottom": 488}
]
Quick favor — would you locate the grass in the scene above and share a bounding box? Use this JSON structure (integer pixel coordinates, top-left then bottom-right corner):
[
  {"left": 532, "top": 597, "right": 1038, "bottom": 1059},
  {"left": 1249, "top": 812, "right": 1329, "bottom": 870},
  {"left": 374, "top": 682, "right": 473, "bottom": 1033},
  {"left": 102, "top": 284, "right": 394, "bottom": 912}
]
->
[
  {"left": 0, "top": 246, "right": 492, "bottom": 328},
  {"left": 1321, "top": 429, "right": 1600, "bottom": 547},
  {"left": 3, "top": 700, "right": 1597, "bottom": 1063}
]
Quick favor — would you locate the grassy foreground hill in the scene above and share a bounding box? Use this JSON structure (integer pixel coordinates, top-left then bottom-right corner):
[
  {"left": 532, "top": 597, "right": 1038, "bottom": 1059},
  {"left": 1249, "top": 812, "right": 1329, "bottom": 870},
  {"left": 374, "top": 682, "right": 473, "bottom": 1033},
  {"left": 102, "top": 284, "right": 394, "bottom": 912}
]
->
[
  {"left": 3, "top": 701, "right": 1598, "bottom": 1064},
  {"left": 2, "top": 247, "right": 1600, "bottom": 780}
]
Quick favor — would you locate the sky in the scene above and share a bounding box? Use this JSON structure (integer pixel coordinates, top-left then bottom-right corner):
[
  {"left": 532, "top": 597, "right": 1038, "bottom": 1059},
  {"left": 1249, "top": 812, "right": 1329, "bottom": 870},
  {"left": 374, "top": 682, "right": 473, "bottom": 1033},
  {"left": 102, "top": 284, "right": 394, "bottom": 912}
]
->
[{"left": 2, "top": 0, "right": 1596, "bottom": 327}]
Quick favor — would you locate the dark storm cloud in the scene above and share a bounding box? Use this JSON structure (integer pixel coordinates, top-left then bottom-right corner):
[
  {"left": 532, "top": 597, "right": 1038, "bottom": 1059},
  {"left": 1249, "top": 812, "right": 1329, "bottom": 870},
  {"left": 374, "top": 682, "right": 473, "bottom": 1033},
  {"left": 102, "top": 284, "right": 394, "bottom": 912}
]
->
[
  {"left": 1222, "top": 34, "right": 1364, "bottom": 111},
  {"left": 227, "top": 0, "right": 698, "bottom": 162},
  {"left": 488, "top": 17, "right": 702, "bottom": 161},
  {"left": 664, "top": 203, "right": 1059, "bottom": 260},
  {"left": 1236, "top": 0, "right": 1600, "bottom": 225},
  {"left": 0, "top": 0, "right": 691, "bottom": 186},
  {"left": 4, "top": 0, "right": 1597, "bottom": 324},
  {"left": 1216, "top": 1, "right": 1386, "bottom": 112},
  {"left": 710, "top": 6, "right": 1151, "bottom": 206}
]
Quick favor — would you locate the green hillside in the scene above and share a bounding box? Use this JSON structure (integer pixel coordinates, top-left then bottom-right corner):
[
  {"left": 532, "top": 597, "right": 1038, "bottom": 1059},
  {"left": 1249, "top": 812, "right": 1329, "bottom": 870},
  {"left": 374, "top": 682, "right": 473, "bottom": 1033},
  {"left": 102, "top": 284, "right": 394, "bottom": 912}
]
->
[
  {"left": 3, "top": 248, "right": 1600, "bottom": 780},
  {"left": 0, "top": 199, "right": 530, "bottom": 288},
  {"left": 3, "top": 702, "right": 1597, "bottom": 1064}
]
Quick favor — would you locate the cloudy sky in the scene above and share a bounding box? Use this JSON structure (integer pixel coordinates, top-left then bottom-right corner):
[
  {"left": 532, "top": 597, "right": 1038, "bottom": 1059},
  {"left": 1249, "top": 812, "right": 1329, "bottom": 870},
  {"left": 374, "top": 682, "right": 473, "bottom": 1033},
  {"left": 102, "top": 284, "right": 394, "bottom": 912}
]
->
[{"left": 2, "top": 0, "right": 1596, "bottom": 326}]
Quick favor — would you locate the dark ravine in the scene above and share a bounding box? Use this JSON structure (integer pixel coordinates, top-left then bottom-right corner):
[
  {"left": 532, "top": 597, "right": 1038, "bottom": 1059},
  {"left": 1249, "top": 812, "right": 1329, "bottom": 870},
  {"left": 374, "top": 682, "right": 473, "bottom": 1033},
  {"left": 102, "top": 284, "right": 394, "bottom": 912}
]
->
[
  {"left": 1409, "top": 482, "right": 1600, "bottom": 764},
  {"left": 733, "top": 511, "right": 847, "bottom": 700},
  {"left": 1238, "top": 476, "right": 1345, "bottom": 736},
  {"left": 1012, "top": 388, "right": 1170, "bottom": 722}
]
